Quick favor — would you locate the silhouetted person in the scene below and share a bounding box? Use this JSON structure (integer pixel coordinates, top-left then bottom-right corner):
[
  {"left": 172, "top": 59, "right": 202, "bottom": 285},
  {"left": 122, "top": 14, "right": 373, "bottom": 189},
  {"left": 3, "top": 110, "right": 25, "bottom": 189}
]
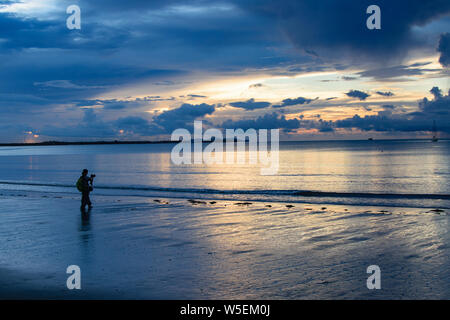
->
[{"left": 77, "top": 169, "right": 95, "bottom": 210}]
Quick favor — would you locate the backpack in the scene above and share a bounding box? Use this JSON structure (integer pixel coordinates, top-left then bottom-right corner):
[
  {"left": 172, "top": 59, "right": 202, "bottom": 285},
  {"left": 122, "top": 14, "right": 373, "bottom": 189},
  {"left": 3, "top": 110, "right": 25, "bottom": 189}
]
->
[{"left": 76, "top": 177, "right": 84, "bottom": 192}]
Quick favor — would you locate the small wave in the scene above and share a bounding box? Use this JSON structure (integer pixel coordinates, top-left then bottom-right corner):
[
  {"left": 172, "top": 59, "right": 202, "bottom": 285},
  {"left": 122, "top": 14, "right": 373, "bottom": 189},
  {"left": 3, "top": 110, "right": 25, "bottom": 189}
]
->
[{"left": 0, "top": 180, "right": 449, "bottom": 200}]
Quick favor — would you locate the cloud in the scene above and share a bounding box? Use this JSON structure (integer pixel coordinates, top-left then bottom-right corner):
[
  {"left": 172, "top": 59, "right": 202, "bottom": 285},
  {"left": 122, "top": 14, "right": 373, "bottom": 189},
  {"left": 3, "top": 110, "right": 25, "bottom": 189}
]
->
[
  {"left": 438, "top": 33, "right": 450, "bottom": 67},
  {"left": 418, "top": 87, "right": 450, "bottom": 116},
  {"left": 0, "top": 1, "right": 448, "bottom": 141},
  {"left": 342, "top": 76, "right": 358, "bottom": 81},
  {"left": 235, "top": 0, "right": 450, "bottom": 63},
  {"left": 79, "top": 0, "right": 210, "bottom": 12},
  {"left": 429, "top": 86, "right": 443, "bottom": 100},
  {"left": 272, "top": 96, "right": 314, "bottom": 108},
  {"left": 334, "top": 87, "right": 450, "bottom": 133},
  {"left": 221, "top": 112, "right": 301, "bottom": 132},
  {"left": 34, "top": 80, "right": 110, "bottom": 90},
  {"left": 357, "top": 63, "right": 439, "bottom": 81},
  {"left": 220, "top": 112, "right": 335, "bottom": 133},
  {"left": 30, "top": 86, "right": 450, "bottom": 140},
  {"left": 152, "top": 103, "right": 216, "bottom": 133},
  {"left": 114, "top": 116, "right": 158, "bottom": 136},
  {"left": 229, "top": 98, "right": 271, "bottom": 110},
  {"left": 315, "top": 119, "right": 335, "bottom": 132},
  {"left": 187, "top": 94, "right": 208, "bottom": 99},
  {"left": 74, "top": 96, "right": 174, "bottom": 110},
  {"left": 41, "top": 109, "right": 117, "bottom": 139},
  {"left": 345, "top": 90, "right": 370, "bottom": 100},
  {"left": 249, "top": 83, "right": 265, "bottom": 89},
  {"left": 41, "top": 102, "right": 217, "bottom": 138},
  {"left": 376, "top": 91, "right": 394, "bottom": 97}
]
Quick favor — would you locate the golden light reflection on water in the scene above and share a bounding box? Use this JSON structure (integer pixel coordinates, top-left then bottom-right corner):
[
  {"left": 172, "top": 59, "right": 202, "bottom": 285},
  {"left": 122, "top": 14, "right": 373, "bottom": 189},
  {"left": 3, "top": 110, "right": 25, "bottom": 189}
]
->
[{"left": 125, "top": 141, "right": 450, "bottom": 195}]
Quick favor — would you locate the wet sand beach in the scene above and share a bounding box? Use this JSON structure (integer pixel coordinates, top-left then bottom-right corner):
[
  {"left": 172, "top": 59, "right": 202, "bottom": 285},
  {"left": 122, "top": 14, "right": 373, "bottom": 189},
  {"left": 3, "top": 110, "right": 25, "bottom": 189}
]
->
[{"left": 1, "top": 190, "right": 449, "bottom": 299}]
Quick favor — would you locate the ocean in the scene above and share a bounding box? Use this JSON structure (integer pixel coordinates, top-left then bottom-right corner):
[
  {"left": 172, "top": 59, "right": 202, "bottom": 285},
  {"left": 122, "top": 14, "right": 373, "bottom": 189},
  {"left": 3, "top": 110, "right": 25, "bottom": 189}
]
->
[{"left": 0, "top": 140, "right": 449, "bottom": 208}]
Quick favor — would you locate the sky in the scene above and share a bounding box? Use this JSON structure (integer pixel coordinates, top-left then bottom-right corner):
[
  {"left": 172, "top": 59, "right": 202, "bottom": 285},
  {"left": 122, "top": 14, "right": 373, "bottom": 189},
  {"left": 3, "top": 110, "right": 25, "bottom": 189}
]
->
[{"left": 0, "top": 0, "right": 449, "bottom": 142}]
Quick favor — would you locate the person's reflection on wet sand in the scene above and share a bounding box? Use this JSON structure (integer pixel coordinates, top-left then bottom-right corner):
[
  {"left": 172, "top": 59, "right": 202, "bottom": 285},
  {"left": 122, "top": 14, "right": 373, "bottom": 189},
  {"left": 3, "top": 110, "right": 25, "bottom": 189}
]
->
[{"left": 79, "top": 207, "right": 93, "bottom": 260}]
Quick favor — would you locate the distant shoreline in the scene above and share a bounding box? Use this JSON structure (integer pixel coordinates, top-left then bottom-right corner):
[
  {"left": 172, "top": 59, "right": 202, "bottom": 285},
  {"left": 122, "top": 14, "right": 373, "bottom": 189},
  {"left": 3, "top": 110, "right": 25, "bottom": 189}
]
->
[
  {"left": 0, "top": 138, "right": 446, "bottom": 147},
  {"left": 0, "top": 140, "right": 180, "bottom": 147}
]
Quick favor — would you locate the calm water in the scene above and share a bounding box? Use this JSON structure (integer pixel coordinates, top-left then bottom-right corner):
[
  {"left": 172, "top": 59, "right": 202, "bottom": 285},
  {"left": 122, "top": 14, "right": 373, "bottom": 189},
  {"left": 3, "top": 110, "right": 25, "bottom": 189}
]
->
[{"left": 0, "top": 140, "right": 449, "bottom": 208}]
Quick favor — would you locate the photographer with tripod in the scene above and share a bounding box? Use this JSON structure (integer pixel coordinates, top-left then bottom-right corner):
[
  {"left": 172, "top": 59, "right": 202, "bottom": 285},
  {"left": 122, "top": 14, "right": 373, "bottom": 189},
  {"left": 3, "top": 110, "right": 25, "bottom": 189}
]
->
[{"left": 76, "top": 169, "right": 96, "bottom": 210}]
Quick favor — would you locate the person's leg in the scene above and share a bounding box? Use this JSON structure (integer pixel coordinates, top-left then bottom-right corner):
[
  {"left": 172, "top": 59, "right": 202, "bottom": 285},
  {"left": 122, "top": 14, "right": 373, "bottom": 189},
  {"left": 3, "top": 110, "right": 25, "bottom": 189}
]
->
[
  {"left": 86, "top": 192, "right": 92, "bottom": 208},
  {"left": 81, "top": 192, "right": 88, "bottom": 208}
]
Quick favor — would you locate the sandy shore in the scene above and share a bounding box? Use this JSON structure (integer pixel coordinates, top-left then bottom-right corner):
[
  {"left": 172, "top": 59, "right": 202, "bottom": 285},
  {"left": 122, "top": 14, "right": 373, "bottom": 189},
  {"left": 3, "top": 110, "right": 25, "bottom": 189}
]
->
[{"left": 0, "top": 190, "right": 449, "bottom": 299}]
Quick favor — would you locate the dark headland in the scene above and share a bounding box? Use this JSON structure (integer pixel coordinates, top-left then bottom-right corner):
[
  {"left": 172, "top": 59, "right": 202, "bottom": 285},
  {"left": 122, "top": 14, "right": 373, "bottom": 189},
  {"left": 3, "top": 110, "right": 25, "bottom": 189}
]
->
[{"left": 0, "top": 140, "right": 180, "bottom": 147}]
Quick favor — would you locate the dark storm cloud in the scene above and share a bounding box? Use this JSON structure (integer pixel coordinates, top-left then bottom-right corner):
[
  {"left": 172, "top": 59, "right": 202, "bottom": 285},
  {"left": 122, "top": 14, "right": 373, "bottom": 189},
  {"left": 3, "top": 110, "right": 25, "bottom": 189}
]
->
[
  {"left": 345, "top": 90, "right": 370, "bottom": 100},
  {"left": 438, "top": 33, "right": 450, "bottom": 67},
  {"left": 229, "top": 99, "right": 271, "bottom": 110},
  {"left": 234, "top": 0, "right": 450, "bottom": 62}
]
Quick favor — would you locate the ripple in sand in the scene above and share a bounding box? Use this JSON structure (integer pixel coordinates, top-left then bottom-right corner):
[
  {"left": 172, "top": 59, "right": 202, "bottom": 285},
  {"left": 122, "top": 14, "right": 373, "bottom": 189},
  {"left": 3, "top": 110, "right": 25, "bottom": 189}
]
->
[
  {"left": 428, "top": 209, "right": 445, "bottom": 214},
  {"left": 154, "top": 199, "right": 169, "bottom": 204},
  {"left": 188, "top": 199, "right": 207, "bottom": 205},
  {"left": 231, "top": 249, "right": 255, "bottom": 255}
]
